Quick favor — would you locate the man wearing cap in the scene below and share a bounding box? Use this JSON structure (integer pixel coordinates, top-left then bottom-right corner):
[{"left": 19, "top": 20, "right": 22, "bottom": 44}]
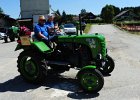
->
[{"left": 34, "top": 15, "right": 49, "bottom": 43}]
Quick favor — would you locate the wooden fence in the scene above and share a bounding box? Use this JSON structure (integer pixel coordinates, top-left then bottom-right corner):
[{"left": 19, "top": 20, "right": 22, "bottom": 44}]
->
[{"left": 121, "top": 25, "right": 140, "bottom": 31}]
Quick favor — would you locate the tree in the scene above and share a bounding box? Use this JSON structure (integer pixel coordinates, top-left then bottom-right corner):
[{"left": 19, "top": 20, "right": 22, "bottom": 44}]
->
[
  {"left": 62, "top": 11, "right": 67, "bottom": 23},
  {"left": 62, "top": 11, "right": 66, "bottom": 17},
  {"left": 66, "top": 14, "right": 73, "bottom": 22},
  {"left": 56, "top": 10, "right": 61, "bottom": 16},
  {"left": 134, "top": 6, "right": 140, "bottom": 17},
  {"left": 0, "top": 7, "right": 3, "bottom": 13},
  {"left": 113, "top": 6, "right": 121, "bottom": 16},
  {"left": 81, "top": 9, "right": 87, "bottom": 15},
  {"left": 54, "top": 15, "right": 62, "bottom": 25},
  {"left": 101, "top": 5, "right": 115, "bottom": 23}
]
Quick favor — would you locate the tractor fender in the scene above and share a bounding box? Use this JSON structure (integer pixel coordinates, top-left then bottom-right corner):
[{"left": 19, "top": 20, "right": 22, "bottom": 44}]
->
[
  {"left": 32, "top": 41, "right": 52, "bottom": 53},
  {"left": 15, "top": 42, "right": 52, "bottom": 53},
  {"left": 77, "top": 65, "right": 97, "bottom": 78}
]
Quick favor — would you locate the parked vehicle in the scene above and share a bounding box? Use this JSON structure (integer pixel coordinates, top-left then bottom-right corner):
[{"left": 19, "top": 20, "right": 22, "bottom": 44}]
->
[
  {"left": 3, "top": 34, "right": 8, "bottom": 43},
  {"left": 0, "top": 32, "right": 6, "bottom": 40},
  {"left": 7, "top": 26, "right": 19, "bottom": 42},
  {"left": 64, "top": 24, "right": 76, "bottom": 35}
]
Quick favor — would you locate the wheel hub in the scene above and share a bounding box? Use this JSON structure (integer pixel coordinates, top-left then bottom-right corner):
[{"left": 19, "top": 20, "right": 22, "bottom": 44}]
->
[
  {"left": 81, "top": 73, "right": 99, "bottom": 90},
  {"left": 25, "top": 59, "right": 36, "bottom": 75}
]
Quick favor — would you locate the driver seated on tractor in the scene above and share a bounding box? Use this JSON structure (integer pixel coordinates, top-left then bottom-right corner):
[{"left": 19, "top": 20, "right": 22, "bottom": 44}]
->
[{"left": 34, "top": 15, "right": 49, "bottom": 44}]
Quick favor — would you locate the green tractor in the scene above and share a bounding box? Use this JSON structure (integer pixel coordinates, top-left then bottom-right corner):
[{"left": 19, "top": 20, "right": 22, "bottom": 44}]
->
[{"left": 15, "top": 17, "right": 114, "bottom": 93}]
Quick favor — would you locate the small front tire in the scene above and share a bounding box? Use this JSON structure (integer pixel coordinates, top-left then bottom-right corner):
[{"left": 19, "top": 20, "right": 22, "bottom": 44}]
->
[
  {"left": 77, "top": 69, "right": 104, "bottom": 93},
  {"left": 103, "top": 55, "right": 115, "bottom": 74}
]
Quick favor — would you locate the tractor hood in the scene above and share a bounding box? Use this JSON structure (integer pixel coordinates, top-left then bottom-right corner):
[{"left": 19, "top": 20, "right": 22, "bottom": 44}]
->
[
  {"left": 58, "top": 33, "right": 105, "bottom": 42},
  {"left": 58, "top": 33, "right": 106, "bottom": 59}
]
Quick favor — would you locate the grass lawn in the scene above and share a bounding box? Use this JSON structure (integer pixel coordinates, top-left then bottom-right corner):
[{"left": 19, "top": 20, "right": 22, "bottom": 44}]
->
[
  {"left": 84, "top": 24, "right": 92, "bottom": 33},
  {"left": 129, "top": 32, "right": 140, "bottom": 35}
]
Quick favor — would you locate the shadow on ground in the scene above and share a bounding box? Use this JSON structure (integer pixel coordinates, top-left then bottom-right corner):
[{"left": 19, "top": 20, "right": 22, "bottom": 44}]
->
[
  {"left": 0, "top": 74, "right": 99, "bottom": 99},
  {"left": 46, "top": 74, "right": 99, "bottom": 99},
  {"left": 67, "top": 92, "right": 99, "bottom": 99},
  {"left": 0, "top": 76, "right": 40, "bottom": 92}
]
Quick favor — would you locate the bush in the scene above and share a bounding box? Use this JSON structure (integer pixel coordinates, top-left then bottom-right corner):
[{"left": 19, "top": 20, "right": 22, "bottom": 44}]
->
[{"left": 114, "top": 21, "right": 140, "bottom": 26}]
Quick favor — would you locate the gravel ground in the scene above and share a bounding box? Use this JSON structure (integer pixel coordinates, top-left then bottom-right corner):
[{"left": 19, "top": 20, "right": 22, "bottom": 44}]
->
[
  {"left": 0, "top": 24, "right": 140, "bottom": 100},
  {"left": 89, "top": 24, "right": 140, "bottom": 100}
]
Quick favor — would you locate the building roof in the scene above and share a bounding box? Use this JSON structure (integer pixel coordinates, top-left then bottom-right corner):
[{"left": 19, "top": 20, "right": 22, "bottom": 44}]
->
[
  {"left": 82, "top": 12, "right": 96, "bottom": 20},
  {"left": 114, "top": 10, "right": 129, "bottom": 20},
  {"left": 73, "top": 16, "right": 79, "bottom": 21},
  {"left": 113, "top": 10, "right": 139, "bottom": 21},
  {"left": 17, "top": 18, "right": 32, "bottom": 22},
  {"left": 0, "top": 13, "right": 16, "bottom": 21},
  {"left": 0, "top": 13, "right": 9, "bottom": 17}
]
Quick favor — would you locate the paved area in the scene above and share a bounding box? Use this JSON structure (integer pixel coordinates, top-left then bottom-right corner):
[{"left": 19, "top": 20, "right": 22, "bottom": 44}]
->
[
  {"left": 0, "top": 24, "right": 140, "bottom": 100},
  {"left": 89, "top": 24, "right": 140, "bottom": 100}
]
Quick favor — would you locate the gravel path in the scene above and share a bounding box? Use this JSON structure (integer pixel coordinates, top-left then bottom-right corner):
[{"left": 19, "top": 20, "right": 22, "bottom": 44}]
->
[{"left": 89, "top": 24, "right": 140, "bottom": 100}]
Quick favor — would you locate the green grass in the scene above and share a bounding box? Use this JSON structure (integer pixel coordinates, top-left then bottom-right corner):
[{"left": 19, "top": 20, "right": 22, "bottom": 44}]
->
[
  {"left": 129, "top": 32, "right": 140, "bottom": 35},
  {"left": 84, "top": 24, "right": 92, "bottom": 33},
  {"left": 114, "top": 21, "right": 140, "bottom": 26}
]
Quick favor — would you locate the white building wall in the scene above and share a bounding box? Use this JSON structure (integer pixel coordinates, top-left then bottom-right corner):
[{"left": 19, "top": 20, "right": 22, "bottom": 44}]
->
[{"left": 20, "top": 0, "right": 49, "bottom": 18}]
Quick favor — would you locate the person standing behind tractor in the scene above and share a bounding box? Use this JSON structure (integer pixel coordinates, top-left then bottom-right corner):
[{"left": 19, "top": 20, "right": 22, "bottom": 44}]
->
[{"left": 34, "top": 15, "right": 49, "bottom": 44}]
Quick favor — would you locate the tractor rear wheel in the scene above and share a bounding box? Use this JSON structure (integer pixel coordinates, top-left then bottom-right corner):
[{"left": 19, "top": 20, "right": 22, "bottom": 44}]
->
[{"left": 17, "top": 50, "right": 47, "bottom": 83}]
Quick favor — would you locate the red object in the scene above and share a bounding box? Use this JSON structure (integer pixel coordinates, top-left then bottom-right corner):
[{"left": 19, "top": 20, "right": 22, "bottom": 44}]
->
[
  {"left": 17, "top": 40, "right": 21, "bottom": 44},
  {"left": 20, "top": 26, "right": 31, "bottom": 36}
]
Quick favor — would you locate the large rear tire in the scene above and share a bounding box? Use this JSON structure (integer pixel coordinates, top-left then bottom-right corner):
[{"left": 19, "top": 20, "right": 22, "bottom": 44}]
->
[
  {"left": 17, "top": 50, "right": 47, "bottom": 83},
  {"left": 77, "top": 69, "right": 104, "bottom": 93}
]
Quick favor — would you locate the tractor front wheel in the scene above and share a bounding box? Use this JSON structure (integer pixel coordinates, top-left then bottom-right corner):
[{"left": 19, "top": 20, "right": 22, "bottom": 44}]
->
[{"left": 77, "top": 69, "right": 104, "bottom": 93}]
